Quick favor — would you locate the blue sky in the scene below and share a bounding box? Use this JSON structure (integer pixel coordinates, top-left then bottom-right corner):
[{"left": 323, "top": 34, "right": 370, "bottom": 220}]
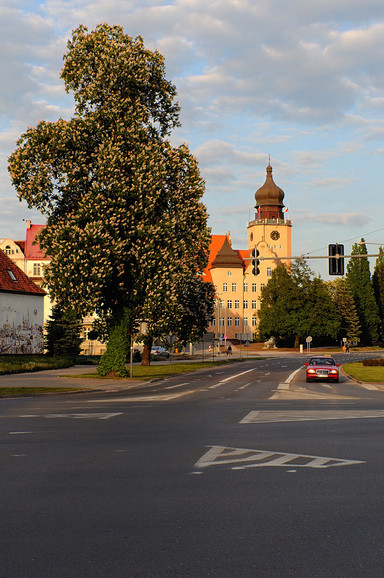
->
[{"left": 2, "top": 0, "right": 384, "bottom": 278}]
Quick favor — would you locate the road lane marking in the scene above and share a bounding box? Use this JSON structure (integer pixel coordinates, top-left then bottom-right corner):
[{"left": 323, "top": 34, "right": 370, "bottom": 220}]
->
[
  {"left": 286, "top": 367, "right": 303, "bottom": 383},
  {"left": 277, "top": 383, "right": 290, "bottom": 390},
  {"left": 219, "top": 368, "right": 257, "bottom": 383},
  {"left": 19, "top": 413, "right": 123, "bottom": 420},
  {"left": 87, "top": 391, "right": 194, "bottom": 402},
  {"left": 272, "top": 367, "right": 303, "bottom": 396},
  {"left": 238, "top": 382, "right": 252, "bottom": 390},
  {"left": 360, "top": 384, "right": 380, "bottom": 390},
  {"left": 164, "top": 382, "right": 189, "bottom": 389},
  {"left": 240, "top": 410, "right": 384, "bottom": 424},
  {"left": 195, "top": 445, "right": 365, "bottom": 470},
  {"left": 208, "top": 368, "right": 258, "bottom": 389}
]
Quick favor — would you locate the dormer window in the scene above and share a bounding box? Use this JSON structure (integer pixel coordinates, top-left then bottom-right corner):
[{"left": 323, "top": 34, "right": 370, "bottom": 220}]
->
[{"left": 8, "top": 270, "right": 17, "bottom": 282}]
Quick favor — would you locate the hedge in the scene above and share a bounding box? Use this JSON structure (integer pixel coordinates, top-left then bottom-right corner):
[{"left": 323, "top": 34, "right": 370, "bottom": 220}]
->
[{"left": 362, "top": 358, "right": 384, "bottom": 366}]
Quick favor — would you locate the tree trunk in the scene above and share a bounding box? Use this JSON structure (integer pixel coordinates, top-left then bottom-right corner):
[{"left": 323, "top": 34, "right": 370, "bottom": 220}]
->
[
  {"left": 141, "top": 344, "right": 151, "bottom": 366},
  {"left": 141, "top": 337, "right": 153, "bottom": 366},
  {"left": 294, "top": 335, "right": 300, "bottom": 350}
]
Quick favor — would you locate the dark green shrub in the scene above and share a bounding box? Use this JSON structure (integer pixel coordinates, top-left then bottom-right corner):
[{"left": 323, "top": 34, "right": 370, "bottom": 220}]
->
[{"left": 362, "top": 358, "right": 384, "bottom": 366}]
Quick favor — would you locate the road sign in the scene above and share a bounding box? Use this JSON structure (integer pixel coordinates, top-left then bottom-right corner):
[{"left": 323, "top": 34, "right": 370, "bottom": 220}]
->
[{"left": 306, "top": 336, "right": 312, "bottom": 343}]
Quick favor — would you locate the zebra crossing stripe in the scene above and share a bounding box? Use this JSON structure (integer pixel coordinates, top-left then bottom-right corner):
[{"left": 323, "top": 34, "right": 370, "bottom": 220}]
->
[{"left": 194, "top": 445, "right": 365, "bottom": 470}]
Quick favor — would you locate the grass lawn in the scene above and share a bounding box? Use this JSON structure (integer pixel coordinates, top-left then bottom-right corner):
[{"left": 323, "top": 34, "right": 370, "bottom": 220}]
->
[
  {"left": 0, "top": 387, "right": 85, "bottom": 397},
  {"left": 77, "top": 358, "right": 250, "bottom": 381},
  {"left": 343, "top": 362, "right": 384, "bottom": 383}
]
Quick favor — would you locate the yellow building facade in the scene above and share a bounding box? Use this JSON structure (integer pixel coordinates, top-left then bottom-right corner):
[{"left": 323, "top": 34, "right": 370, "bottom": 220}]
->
[{"left": 205, "top": 163, "right": 292, "bottom": 342}]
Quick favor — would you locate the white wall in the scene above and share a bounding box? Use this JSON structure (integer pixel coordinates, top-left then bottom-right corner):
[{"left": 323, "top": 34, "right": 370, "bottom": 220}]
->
[{"left": 0, "top": 292, "right": 44, "bottom": 354}]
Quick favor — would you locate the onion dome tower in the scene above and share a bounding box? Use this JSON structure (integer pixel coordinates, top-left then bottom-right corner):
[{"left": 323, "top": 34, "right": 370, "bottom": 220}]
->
[
  {"left": 255, "top": 163, "right": 285, "bottom": 220},
  {"left": 247, "top": 161, "right": 291, "bottom": 257}
]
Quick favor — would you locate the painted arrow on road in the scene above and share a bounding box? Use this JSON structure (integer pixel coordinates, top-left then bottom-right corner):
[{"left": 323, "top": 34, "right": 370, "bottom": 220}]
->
[{"left": 195, "top": 445, "right": 365, "bottom": 470}]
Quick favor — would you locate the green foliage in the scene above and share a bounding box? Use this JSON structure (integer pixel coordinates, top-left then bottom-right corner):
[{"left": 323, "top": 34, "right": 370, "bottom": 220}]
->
[
  {"left": 257, "top": 260, "right": 340, "bottom": 347},
  {"left": 9, "top": 24, "right": 213, "bottom": 371},
  {"left": 146, "top": 274, "right": 216, "bottom": 346},
  {"left": 372, "top": 247, "right": 384, "bottom": 343},
  {"left": 44, "top": 304, "right": 83, "bottom": 356},
  {"left": 362, "top": 358, "right": 384, "bottom": 366},
  {"left": 0, "top": 355, "right": 74, "bottom": 374},
  {"left": 98, "top": 310, "right": 131, "bottom": 377},
  {"left": 346, "top": 239, "right": 380, "bottom": 345},
  {"left": 328, "top": 277, "right": 361, "bottom": 343}
]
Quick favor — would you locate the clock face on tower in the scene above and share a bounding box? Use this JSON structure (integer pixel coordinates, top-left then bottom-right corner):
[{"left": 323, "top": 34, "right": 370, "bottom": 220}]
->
[{"left": 270, "top": 230, "right": 280, "bottom": 241}]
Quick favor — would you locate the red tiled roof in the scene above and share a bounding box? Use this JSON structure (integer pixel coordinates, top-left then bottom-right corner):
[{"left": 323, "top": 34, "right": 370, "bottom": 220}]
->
[
  {"left": 202, "top": 235, "right": 249, "bottom": 286},
  {"left": 25, "top": 224, "right": 49, "bottom": 260},
  {"left": 211, "top": 237, "right": 244, "bottom": 269},
  {"left": 0, "top": 250, "right": 46, "bottom": 296},
  {"left": 202, "top": 235, "right": 227, "bottom": 283}
]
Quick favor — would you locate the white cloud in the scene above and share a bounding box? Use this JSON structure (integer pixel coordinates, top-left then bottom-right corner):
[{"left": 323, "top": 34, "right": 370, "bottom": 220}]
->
[
  {"left": 310, "top": 177, "right": 352, "bottom": 188},
  {"left": 2, "top": 0, "right": 384, "bottom": 276}
]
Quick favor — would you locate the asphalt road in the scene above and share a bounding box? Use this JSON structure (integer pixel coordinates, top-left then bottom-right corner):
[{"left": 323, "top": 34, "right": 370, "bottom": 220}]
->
[{"left": 1, "top": 352, "right": 384, "bottom": 577}]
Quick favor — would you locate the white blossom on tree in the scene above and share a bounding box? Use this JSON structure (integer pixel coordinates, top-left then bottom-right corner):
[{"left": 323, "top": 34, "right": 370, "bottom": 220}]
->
[{"left": 8, "top": 24, "right": 214, "bottom": 374}]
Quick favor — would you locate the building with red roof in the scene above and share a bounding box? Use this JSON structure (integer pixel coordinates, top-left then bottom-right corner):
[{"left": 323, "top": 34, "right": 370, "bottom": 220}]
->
[
  {"left": 0, "top": 249, "right": 45, "bottom": 354},
  {"left": 204, "top": 163, "right": 292, "bottom": 344},
  {"left": 1, "top": 221, "right": 106, "bottom": 356}
]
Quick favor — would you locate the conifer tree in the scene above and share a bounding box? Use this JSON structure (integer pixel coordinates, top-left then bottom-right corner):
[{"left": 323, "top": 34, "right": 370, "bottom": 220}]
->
[
  {"left": 372, "top": 246, "right": 384, "bottom": 345},
  {"left": 346, "top": 239, "right": 380, "bottom": 345},
  {"left": 328, "top": 277, "right": 361, "bottom": 344},
  {"left": 45, "top": 304, "right": 83, "bottom": 356},
  {"left": 8, "top": 24, "right": 213, "bottom": 375}
]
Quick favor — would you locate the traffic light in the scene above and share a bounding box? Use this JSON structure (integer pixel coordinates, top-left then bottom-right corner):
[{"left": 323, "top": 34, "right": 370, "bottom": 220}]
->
[
  {"left": 328, "top": 244, "right": 344, "bottom": 275},
  {"left": 252, "top": 248, "right": 260, "bottom": 276}
]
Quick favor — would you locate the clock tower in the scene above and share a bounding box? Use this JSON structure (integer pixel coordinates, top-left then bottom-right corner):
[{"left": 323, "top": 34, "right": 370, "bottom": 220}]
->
[
  {"left": 204, "top": 161, "right": 292, "bottom": 343},
  {"left": 247, "top": 162, "right": 292, "bottom": 277}
]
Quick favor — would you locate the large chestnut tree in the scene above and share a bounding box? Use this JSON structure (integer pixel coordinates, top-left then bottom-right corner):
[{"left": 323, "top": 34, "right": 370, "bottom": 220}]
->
[{"left": 9, "top": 24, "right": 214, "bottom": 374}]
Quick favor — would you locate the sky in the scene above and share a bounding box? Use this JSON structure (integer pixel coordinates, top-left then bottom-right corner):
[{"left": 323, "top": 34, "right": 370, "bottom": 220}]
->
[{"left": 2, "top": 0, "right": 384, "bottom": 279}]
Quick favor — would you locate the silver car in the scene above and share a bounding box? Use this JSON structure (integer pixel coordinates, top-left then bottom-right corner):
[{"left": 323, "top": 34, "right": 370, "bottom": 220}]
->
[{"left": 150, "top": 346, "right": 170, "bottom": 359}]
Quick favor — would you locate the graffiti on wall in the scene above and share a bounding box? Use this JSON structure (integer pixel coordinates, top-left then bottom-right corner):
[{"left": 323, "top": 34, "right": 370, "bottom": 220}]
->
[{"left": 0, "top": 308, "right": 44, "bottom": 354}]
